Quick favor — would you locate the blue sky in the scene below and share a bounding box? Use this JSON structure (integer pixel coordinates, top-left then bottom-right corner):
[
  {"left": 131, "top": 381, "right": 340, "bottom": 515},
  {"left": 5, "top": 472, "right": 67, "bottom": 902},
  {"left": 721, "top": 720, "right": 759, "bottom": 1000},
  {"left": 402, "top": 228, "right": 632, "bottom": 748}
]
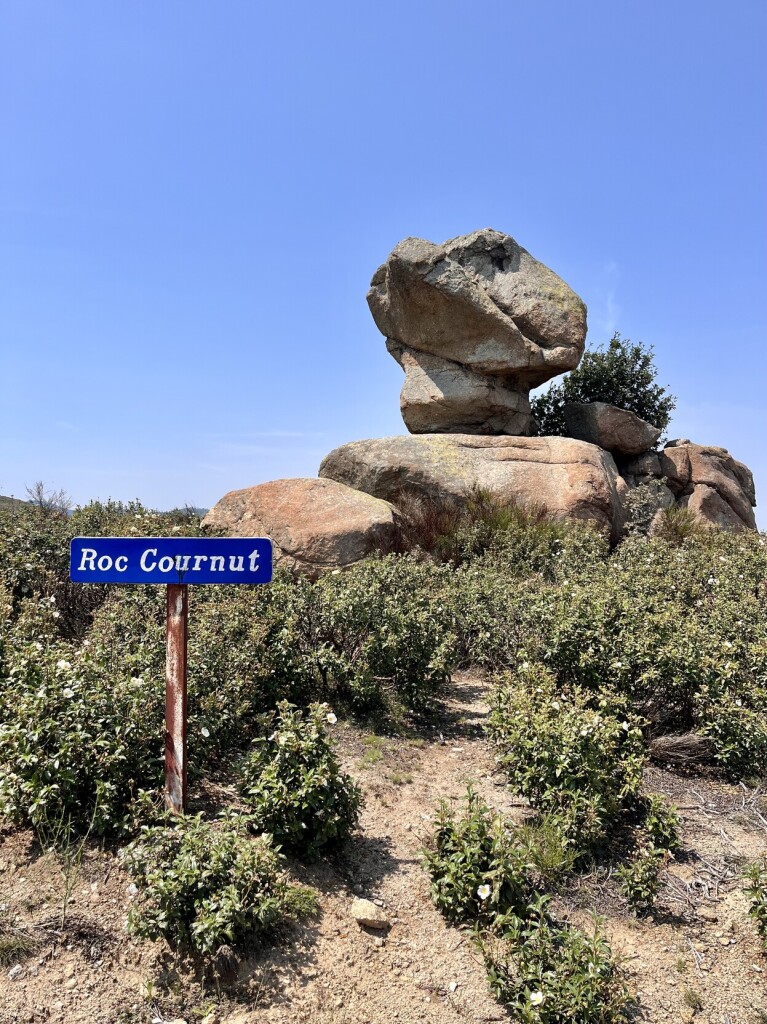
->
[{"left": 1, "top": 2, "right": 765, "bottom": 525}]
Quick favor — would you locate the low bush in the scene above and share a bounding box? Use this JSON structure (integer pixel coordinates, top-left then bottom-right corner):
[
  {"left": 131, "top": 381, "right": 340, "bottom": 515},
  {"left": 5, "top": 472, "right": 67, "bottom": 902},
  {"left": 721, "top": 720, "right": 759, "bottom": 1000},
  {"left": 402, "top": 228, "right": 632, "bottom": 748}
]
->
[
  {"left": 745, "top": 857, "right": 767, "bottom": 951},
  {"left": 422, "top": 789, "right": 533, "bottom": 926},
  {"left": 126, "top": 813, "right": 300, "bottom": 955},
  {"left": 0, "top": 600, "right": 162, "bottom": 838},
  {"left": 641, "top": 795, "right": 681, "bottom": 853},
  {"left": 0, "top": 498, "right": 202, "bottom": 639},
  {"left": 697, "top": 689, "right": 767, "bottom": 782},
  {"left": 617, "top": 846, "right": 666, "bottom": 916},
  {"left": 239, "top": 701, "right": 362, "bottom": 858},
  {"left": 512, "top": 530, "right": 767, "bottom": 776},
  {"left": 482, "top": 903, "right": 632, "bottom": 1023},
  {"left": 268, "top": 556, "right": 457, "bottom": 714},
  {"left": 487, "top": 665, "right": 646, "bottom": 853}
]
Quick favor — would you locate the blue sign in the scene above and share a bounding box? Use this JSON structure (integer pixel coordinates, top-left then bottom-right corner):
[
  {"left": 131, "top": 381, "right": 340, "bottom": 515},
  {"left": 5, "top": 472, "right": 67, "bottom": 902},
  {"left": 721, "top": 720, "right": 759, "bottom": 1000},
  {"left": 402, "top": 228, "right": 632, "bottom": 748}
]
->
[{"left": 70, "top": 537, "right": 273, "bottom": 585}]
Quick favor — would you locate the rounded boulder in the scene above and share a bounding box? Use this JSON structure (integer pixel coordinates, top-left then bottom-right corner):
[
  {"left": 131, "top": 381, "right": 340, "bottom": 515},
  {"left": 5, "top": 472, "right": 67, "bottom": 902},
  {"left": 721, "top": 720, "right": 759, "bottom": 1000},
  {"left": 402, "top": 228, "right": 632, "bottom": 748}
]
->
[{"left": 201, "top": 478, "right": 401, "bottom": 578}]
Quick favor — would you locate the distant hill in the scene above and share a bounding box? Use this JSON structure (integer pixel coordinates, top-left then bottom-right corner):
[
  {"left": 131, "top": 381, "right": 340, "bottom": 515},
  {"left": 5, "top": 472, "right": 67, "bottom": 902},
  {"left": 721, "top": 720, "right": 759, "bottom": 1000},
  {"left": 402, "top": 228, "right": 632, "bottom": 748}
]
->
[{"left": 0, "top": 494, "right": 29, "bottom": 510}]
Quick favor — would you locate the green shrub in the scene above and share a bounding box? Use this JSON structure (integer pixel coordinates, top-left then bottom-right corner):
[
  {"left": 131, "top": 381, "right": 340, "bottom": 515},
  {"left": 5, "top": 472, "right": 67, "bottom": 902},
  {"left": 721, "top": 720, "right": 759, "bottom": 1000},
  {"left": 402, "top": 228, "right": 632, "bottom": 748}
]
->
[
  {"left": 0, "top": 498, "right": 201, "bottom": 639},
  {"left": 238, "top": 701, "right": 362, "bottom": 858},
  {"left": 423, "top": 789, "right": 534, "bottom": 926},
  {"left": 488, "top": 665, "right": 646, "bottom": 853},
  {"left": 532, "top": 332, "right": 676, "bottom": 438},
  {"left": 513, "top": 530, "right": 767, "bottom": 773},
  {"left": 745, "top": 857, "right": 767, "bottom": 951},
  {"left": 0, "top": 600, "right": 162, "bottom": 837},
  {"left": 482, "top": 903, "right": 632, "bottom": 1022},
  {"left": 617, "top": 846, "right": 666, "bottom": 916},
  {"left": 270, "top": 556, "right": 457, "bottom": 714},
  {"left": 641, "top": 795, "right": 681, "bottom": 853},
  {"left": 697, "top": 689, "right": 767, "bottom": 782},
  {"left": 516, "top": 815, "right": 578, "bottom": 885},
  {"left": 650, "top": 505, "right": 708, "bottom": 546},
  {"left": 126, "top": 813, "right": 298, "bottom": 954}
]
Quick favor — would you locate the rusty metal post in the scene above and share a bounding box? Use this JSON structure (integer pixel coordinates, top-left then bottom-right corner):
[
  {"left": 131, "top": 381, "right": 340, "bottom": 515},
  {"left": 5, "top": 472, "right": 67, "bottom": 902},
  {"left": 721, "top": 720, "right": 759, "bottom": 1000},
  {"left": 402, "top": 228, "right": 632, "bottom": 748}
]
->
[{"left": 165, "top": 584, "right": 188, "bottom": 814}]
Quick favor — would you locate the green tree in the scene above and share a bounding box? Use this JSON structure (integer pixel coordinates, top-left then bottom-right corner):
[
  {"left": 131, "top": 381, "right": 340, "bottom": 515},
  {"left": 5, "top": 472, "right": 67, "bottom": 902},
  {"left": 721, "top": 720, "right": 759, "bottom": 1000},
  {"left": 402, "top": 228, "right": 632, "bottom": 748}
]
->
[{"left": 532, "top": 333, "right": 676, "bottom": 439}]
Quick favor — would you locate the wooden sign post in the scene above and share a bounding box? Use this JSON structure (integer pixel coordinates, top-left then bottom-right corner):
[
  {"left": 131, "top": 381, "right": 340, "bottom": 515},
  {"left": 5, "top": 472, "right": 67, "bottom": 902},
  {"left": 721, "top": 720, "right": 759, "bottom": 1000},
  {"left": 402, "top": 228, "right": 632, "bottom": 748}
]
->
[
  {"left": 165, "top": 583, "right": 189, "bottom": 813},
  {"left": 70, "top": 536, "right": 272, "bottom": 815}
]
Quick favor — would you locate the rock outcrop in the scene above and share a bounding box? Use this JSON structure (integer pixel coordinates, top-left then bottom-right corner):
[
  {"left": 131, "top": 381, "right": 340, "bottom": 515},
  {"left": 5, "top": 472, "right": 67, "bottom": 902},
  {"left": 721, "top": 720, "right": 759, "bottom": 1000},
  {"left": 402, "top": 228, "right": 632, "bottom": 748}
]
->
[
  {"left": 320, "top": 434, "right": 627, "bottom": 544},
  {"left": 201, "top": 478, "right": 400, "bottom": 578},
  {"left": 203, "top": 229, "right": 757, "bottom": 573},
  {"left": 660, "top": 443, "right": 756, "bottom": 531},
  {"left": 369, "top": 229, "right": 587, "bottom": 435},
  {"left": 563, "top": 402, "right": 661, "bottom": 456},
  {"left": 621, "top": 442, "right": 756, "bottom": 531}
]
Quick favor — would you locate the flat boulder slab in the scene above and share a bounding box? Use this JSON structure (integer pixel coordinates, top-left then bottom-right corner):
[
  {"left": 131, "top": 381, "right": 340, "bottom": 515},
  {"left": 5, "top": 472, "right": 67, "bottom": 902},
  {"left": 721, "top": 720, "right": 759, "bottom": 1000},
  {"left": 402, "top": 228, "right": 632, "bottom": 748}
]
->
[
  {"left": 320, "top": 434, "right": 627, "bottom": 544},
  {"left": 368, "top": 229, "right": 587, "bottom": 435},
  {"left": 563, "top": 402, "right": 661, "bottom": 456},
  {"left": 201, "top": 478, "right": 400, "bottom": 577},
  {"left": 658, "top": 443, "right": 756, "bottom": 531}
]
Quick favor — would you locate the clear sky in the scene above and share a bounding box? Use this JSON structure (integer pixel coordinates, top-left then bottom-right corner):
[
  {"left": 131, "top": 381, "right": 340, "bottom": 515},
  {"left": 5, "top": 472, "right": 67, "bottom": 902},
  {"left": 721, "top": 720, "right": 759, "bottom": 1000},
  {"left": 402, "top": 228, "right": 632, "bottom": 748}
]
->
[{"left": 2, "top": 2, "right": 765, "bottom": 525}]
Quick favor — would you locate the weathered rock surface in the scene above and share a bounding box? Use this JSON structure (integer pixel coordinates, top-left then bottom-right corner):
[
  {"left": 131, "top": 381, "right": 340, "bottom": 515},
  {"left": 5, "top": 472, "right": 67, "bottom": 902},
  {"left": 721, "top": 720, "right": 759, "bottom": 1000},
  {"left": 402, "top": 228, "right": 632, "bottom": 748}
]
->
[
  {"left": 369, "top": 229, "right": 587, "bottom": 435},
  {"left": 658, "top": 442, "right": 756, "bottom": 530},
  {"left": 387, "top": 341, "right": 531, "bottom": 435},
  {"left": 320, "top": 434, "right": 627, "bottom": 543},
  {"left": 201, "top": 478, "right": 400, "bottom": 577},
  {"left": 563, "top": 402, "right": 661, "bottom": 456},
  {"left": 619, "top": 441, "right": 756, "bottom": 532}
]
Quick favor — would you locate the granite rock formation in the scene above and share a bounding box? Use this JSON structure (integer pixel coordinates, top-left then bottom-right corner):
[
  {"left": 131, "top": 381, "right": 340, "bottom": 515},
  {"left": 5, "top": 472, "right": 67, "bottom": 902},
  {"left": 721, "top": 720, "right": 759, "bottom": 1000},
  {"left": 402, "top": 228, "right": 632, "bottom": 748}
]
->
[
  {"left": 204, "top": 230, "right": 757, "bottom": 575},
  {"left": 563, "top": 402, "right": 662, "bottom": 456},
  {"left": 320, "top": 434, "right": 628, "bottom": 545},
  {"left": 201, "top": 478, "right": 401, "bottom": 578},
  {"left": 369, "top": 229, "right": 587, "bottom": 435},
  {"left": 621, "top": 442, "right": 756, "bottom": 532}
]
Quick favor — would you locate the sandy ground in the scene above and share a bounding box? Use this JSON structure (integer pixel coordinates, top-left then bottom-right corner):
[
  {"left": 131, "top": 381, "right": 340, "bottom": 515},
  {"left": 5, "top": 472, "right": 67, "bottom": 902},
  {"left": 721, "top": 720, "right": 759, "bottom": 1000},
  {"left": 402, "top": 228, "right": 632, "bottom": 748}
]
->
[{"left": 1, "top": 674, "right": 765, "bottom": 1024}]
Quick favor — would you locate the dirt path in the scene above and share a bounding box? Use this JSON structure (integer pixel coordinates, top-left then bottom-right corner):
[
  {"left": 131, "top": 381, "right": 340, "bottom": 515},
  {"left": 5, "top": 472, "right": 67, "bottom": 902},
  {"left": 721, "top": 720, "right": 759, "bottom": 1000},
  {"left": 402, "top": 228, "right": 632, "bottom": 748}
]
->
[{"left": 1, "top": 673, "right": 766, "bottom": 1024}]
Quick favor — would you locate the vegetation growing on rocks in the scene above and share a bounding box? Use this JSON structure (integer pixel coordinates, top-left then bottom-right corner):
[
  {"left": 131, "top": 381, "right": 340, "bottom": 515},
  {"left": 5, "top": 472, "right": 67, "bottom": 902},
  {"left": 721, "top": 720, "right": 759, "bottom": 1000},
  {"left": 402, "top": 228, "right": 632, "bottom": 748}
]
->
[{"left": 532, "top": 332, "right": 676, "bottom": 438}]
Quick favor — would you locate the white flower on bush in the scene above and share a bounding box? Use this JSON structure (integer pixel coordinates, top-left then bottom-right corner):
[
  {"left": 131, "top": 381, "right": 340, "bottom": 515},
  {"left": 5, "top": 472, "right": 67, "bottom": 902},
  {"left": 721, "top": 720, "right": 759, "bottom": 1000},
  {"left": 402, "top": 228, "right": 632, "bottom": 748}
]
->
[
  {"left": 621, "top": 721, "right": 631, "bottom": 731},
  {"left": 56, "top": 659, "right": 71, "bottom": 672},
  {"left": 326, "top": 712, "right": 337, "bottom": 725},
  {"left": 551, "top": 701, "right": 560, "bottom": 711},
  {"left": 201, "top": 727, "right": 210, "bottom": 738},
  {"left": 529, "top": 991, "right": 544, "bottom": 1006},
  {"left": 477, "top": 884, "right": 491, "bottom": 900}
]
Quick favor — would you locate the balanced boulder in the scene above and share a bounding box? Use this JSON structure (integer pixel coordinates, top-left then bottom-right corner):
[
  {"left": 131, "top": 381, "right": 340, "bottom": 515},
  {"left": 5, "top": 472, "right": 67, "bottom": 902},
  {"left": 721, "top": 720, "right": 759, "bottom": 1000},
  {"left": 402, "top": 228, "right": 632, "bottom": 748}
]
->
[
  {"left": 369, "top": 229, "right": 587, "bottom": 435},
  {"left": 563, "top": 402, "right": 661, "bottom": 456},
  {"left": 201, "top": 478, "right": 400, "bottom": 577},
  {"left": 320, "top": 434, "right": 627, "bottom": 544}
]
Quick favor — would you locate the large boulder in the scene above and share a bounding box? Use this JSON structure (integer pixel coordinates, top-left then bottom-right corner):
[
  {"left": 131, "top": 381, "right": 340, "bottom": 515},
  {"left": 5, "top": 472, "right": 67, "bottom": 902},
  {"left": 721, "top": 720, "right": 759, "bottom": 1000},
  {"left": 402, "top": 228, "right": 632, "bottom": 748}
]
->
[
  {"left": 563, "top": 402, "right": 661, "bottom": 456},
  {"left": 368, "top": 229, "right": 587, "bottom": 435},
  {"left": 658, "top": 443, "right": 756, "bottom": 530},
  {"left": 201, "top": 478, "right": 401, "bottom": 577},
  {"left": 319, "top": 434, "right": 627, "bottom": 543},
  {"left": 387, "top": 341, "right": 531, "bottom": 435}
]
